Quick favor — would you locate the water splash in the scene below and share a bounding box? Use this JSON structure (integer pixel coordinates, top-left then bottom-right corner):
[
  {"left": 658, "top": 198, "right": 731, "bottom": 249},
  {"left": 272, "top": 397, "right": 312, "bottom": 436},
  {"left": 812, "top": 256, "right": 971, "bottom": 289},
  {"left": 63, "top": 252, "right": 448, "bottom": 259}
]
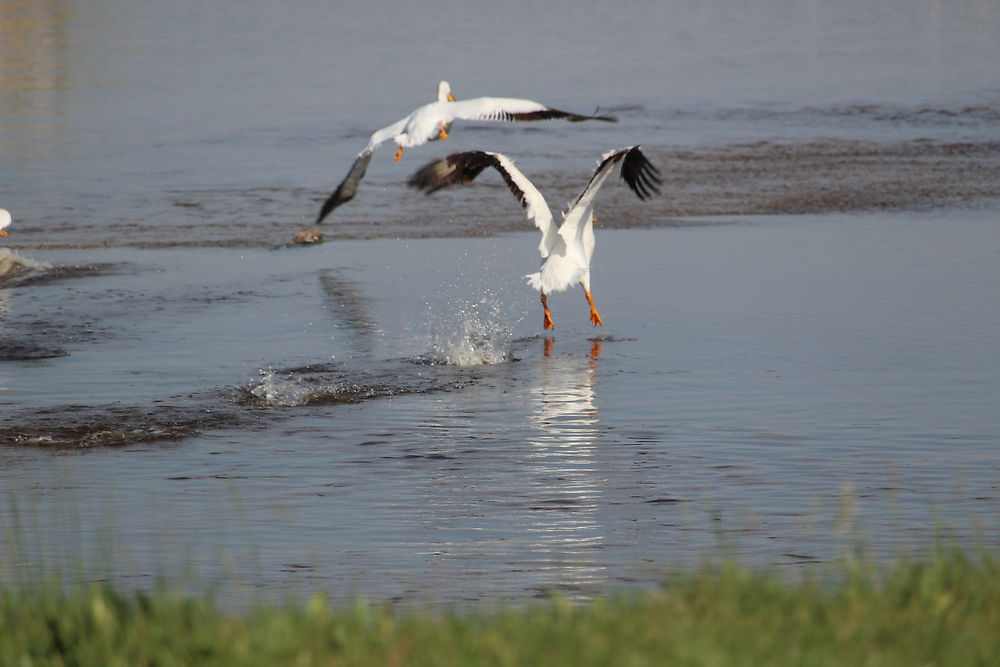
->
[
  {"left": 0, "top": 248, "right": 51, "bottom": 284},
  {"left": 239, "top": 365, "right": 448, "bottom": 408},
  {"left": 244, "top": 369, "right": 317, "bottom": 407},
  {"left": 241, "top": 368, "right": 388, "bottom": 408},
  {"left": 428, "top": 297, "right": 513, "bottom": 366}
]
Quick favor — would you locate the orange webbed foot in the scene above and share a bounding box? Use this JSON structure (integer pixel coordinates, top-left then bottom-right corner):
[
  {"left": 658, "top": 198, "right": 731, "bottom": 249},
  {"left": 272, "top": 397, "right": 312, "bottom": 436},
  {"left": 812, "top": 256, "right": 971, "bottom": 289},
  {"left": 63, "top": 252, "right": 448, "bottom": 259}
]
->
[
  {"left": 438, "top": 122, "right": 449, "bottom": 140},
  {"left": 584, "top": 291, "right": 604, "bottom": 327},
  {"left": 541, "top": 293, "right": 555, "bottom": 330},
  {"left": 393, "top": 146, "right": 404, "bottom": 162}
]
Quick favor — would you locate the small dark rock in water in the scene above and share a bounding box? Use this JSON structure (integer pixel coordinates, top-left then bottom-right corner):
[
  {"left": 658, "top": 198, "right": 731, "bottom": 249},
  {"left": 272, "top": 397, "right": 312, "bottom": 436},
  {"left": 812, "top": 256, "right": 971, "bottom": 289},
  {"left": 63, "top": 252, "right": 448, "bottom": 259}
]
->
[{"left": 291, "top": 229, "right": 324, "bottom": 245}]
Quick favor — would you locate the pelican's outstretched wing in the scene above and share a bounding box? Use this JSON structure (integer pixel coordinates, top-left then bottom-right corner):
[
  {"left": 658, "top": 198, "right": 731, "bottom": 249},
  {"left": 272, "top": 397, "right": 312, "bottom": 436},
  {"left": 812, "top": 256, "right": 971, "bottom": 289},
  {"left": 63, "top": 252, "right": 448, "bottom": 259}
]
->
[
  {"left": 568, "top": 145, "right": 662, "bottom": 213},
  {"left": 408, "top": 151, "right": 559, "bottom": 257},
  {"left": 554, "top": 145, "right": 661, "bottom": 260},
  {"left": 446, "top": 97, "right": 617, "bottom": 124},
  {"left": 315, "top": 86, "right": 615, "bottom": 223},
  {"left": 314, "top": 152, "right": 374, "bottom": 224},
  {"left": 313, "top": 83, "right": 439, "bottom": 225}
]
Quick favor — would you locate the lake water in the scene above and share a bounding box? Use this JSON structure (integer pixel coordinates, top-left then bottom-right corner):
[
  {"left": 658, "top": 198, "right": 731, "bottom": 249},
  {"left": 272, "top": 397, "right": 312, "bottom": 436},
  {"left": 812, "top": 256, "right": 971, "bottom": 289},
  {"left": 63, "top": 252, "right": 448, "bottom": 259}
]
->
[{"left": 2, "top": 0, "right": 1000, "bottom": 607}]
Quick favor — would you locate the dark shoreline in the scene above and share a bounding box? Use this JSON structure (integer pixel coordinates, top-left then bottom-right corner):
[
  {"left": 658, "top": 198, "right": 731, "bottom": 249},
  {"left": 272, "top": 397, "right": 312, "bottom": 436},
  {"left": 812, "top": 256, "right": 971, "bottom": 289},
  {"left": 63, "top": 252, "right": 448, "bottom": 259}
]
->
[{"left": 8, "top": 138, "right": 1000, "bottom": 251}]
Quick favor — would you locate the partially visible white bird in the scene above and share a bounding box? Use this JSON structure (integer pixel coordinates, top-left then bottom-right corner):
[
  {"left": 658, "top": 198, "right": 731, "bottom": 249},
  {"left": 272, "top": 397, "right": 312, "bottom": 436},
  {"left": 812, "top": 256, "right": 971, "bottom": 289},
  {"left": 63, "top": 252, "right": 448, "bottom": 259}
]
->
[
  {"left": 408, "top": 145, "right": 660, "bottom": 329},
  {"left": 314, "top": 81, "right": 616, "bottom": 224},
  {"left": 0, "top": 209, "right": 11, "bottom": 237}
]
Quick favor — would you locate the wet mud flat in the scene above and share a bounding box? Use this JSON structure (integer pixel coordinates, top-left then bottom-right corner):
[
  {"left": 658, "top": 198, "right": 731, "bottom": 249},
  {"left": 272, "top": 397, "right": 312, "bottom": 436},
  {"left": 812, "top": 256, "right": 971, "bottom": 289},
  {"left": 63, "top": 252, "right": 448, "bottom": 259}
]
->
[
  {"left": 8, "top": 138, "right": 1000, "bottom": 250},
  {"left": 657, "top": 139, "right": 1000, "bottom": 216}
]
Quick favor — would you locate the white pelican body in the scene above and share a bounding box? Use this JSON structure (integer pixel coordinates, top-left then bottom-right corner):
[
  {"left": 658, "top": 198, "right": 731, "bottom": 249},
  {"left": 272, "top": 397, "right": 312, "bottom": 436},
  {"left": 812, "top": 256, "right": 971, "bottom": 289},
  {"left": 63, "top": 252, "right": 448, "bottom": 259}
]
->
[
  {"left": 0, "top": 209, "right": 11, "bottom": 237},
  {"left": 408, "top": 146, "right": 660, "bottom": 329},
  {"left": 315, "top": 81, "right": 616, "bottom": 223}
]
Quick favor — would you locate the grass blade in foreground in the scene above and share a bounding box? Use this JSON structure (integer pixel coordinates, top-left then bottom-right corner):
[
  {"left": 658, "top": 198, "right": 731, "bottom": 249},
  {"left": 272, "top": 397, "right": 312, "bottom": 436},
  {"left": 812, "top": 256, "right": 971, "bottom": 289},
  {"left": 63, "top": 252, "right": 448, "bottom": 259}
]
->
[{"left": 2, "top": 548, "right": 998, "bottom": 666}]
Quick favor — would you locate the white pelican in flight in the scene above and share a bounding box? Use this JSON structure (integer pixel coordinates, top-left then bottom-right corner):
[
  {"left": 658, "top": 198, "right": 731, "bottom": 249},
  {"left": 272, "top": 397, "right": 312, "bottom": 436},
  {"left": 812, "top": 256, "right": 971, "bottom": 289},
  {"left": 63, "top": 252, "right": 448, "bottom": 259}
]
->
[
  {"left": 0, "top": 209, "right": 11, "bottom": 237},
  {"left": 408, "top": 146, "right": 660, "bottom": 329},
  {"left": 314, "top": 81, "right": 616, "bottom": 224}
]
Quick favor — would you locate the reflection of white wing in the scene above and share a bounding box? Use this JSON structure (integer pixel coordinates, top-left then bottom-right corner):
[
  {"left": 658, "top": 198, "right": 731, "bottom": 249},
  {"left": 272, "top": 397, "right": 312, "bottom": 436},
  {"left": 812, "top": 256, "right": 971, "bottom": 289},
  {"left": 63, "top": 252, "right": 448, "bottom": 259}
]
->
[
  {"left": 528, "top": 341, "right": 602, "bottom": 449},
  {"left": 522, "top": 340, "right": 605, "bottom": 591}
]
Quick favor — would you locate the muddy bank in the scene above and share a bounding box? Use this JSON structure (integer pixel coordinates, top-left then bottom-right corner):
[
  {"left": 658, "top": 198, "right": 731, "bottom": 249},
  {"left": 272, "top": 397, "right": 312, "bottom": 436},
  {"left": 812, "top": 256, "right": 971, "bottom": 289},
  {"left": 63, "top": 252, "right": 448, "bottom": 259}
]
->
[
  {"left": 657, "top": 139, "right": 1000, "bottom": 216},
  {"left": 7, "top": 138, "right": 1000, "bottom": 250}
]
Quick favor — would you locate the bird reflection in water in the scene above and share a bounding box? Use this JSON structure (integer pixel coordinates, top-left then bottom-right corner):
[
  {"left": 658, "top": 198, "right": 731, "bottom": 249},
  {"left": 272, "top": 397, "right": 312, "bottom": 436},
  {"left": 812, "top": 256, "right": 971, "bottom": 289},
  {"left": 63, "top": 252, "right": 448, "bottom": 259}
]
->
[
  {"left": 318, "top": 268, "right": 380, "bottom": 359},
  {"left": 523, "top": 337, "right": 607, "bottom": 597},
  {"left": 544, "top": 336, "right": 602, "bottom": 362},
  {"left": 532, "top": 337, "right": 602, "bottom": 447}
]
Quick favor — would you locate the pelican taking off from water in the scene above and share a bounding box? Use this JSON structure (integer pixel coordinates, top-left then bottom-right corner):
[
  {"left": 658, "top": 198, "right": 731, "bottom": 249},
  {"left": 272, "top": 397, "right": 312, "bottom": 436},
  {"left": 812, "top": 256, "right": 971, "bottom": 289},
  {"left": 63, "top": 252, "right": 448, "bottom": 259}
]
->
[
  {"left": 408, "top": 145, "right": 660, "bottom": 329},
  {"left": 314, "top": 81, "right": 616, "bottom": 224}
]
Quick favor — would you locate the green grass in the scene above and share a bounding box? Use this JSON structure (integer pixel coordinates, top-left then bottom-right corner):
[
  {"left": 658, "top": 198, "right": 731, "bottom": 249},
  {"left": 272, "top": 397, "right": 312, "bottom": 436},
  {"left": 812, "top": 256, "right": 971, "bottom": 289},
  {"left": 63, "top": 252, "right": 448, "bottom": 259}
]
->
[{"left": 3, "top": 547, "right": 999, "bottom": 666}]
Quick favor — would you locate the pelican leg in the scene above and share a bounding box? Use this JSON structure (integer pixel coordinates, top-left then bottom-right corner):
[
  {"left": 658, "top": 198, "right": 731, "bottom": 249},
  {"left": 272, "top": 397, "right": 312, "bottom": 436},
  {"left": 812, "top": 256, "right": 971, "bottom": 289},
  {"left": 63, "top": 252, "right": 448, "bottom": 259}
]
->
[
  {"left": 541, "top": 292, "right": 555, "bottom": 330},
  {"left": 438, "top": 122, "right": 449, "bottom": 140},
  {"left": 584, "top": 290, "right": 604, "bottom": 327},
  {"left": 393, "top": 146, "right": 404, "bottom": 162}
]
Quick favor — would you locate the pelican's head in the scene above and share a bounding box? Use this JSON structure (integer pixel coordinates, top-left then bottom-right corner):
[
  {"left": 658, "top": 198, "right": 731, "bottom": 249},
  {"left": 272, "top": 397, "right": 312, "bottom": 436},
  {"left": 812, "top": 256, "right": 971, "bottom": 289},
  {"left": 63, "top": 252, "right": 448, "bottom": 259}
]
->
[
  {"left": 438, "top": 80, "right": 456, "bottom": 102},
  {"left": 0, "top": 209, "right": 10, "bottom": 237}
]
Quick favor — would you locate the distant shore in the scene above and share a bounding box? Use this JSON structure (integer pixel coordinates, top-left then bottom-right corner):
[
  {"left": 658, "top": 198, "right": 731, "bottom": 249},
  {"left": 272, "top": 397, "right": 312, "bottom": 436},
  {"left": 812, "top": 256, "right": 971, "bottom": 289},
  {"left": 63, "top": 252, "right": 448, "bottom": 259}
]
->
[{"left": 8, "top": 138, "right": 1000, "bottom": 251}]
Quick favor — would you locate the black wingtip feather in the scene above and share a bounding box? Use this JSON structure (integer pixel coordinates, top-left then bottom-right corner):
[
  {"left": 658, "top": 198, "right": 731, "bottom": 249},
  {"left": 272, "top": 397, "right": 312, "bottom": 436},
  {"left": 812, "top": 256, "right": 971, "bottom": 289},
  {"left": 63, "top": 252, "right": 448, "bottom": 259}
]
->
[
  {"left": 504, "top": 107, "right": 618, "bottom": 123},
  {"left": 407, "top": 151, "right": 536, "bottom": 217},
  {"left": 315, "top": 183, "right": 351, "bottom": 224},
  {"left": 407, "top": 151, "right": 498, "bottom": 195},
  {"left": 620, "top": 146, "right": 662, "bottom": 201},
  {"left": 315, "top": 153, "right": 372, "bottom": 224}
]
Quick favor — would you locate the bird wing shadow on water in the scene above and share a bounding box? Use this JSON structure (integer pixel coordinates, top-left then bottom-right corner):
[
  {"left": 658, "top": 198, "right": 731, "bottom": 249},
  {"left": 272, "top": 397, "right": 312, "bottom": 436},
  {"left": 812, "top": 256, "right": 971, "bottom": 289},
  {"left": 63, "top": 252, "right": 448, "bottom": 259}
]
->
[{"left": 318, "top": 268, "right": 380, "bottom": 358}]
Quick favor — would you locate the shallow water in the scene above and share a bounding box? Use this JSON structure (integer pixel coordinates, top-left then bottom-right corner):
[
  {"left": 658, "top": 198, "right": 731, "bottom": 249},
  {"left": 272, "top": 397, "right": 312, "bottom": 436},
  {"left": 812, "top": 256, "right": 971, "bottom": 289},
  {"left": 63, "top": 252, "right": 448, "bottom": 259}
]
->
[
  {"left": 3, "top": 213, "right": 1000, "bottom": 606},
  {"left": 2, "top": 0, "right": 1000, "bottom": 608}
]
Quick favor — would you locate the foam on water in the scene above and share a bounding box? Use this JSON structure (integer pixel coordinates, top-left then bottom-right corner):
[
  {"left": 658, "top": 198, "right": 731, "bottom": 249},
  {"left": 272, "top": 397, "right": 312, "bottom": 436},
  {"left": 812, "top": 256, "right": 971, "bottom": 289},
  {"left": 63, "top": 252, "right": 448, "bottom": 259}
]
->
[{"left": 427, "top": 297, "right": 514, "bottom": 366}]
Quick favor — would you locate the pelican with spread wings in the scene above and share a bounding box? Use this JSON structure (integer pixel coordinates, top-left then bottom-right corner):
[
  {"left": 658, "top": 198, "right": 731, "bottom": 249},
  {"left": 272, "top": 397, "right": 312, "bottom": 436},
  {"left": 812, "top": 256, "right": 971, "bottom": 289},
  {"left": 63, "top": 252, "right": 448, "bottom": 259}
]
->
[
  {"left": 314, "top": 81, "right": 616, "bottom": 224},
  {"left": 408, "top": 145, "right": 660, "bottom": 329}
]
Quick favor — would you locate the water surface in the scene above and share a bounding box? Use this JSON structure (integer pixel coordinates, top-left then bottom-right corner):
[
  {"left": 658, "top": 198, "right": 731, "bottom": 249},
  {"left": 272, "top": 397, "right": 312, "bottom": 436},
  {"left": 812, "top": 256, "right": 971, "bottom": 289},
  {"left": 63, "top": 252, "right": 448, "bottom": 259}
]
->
[
  {"left": 2, "top": 0, "right": 1000, "bottom": 608},
  {"left": 3, "top": 214, "right": 999, "bottom": 606}
]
